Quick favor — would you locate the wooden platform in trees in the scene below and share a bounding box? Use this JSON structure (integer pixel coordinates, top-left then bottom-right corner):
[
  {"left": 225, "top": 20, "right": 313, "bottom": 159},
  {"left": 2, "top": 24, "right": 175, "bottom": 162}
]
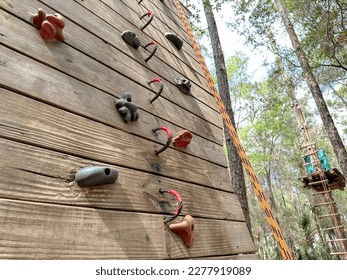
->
[
  {"left": 0, "top": 0, "right": 257, "bottom": 259},
  {"left": 301, "top": 168, "right": 346, "bottom": 192}
]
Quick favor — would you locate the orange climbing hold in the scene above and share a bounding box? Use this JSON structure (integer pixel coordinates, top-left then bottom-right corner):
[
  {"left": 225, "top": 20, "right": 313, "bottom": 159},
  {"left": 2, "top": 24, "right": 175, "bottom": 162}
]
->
[
  {"left": 172, "top": 130, "right": 192, "bottom": 148},
  {"left": 169, "top": 215, "right": 195, "bottom": 248},
  {"left": 31, "top": 8, "right": 65, "bottom": 41}
]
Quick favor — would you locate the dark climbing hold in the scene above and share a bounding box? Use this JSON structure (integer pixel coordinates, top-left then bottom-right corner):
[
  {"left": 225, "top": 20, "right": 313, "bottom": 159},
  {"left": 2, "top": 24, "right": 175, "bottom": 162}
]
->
[
  {"left": 153, "top": 126, "right": 172, "bottom": 155},
  {"left": 115, "top": 92, "right": 140, "bottom": 123},
  {"left": 165, "top": 32, "right": 183, "bottom": 50},
  {"left": 143, "top": 41, "right": 157, "bottom": 62},
  {"left": 75, "top": 166, "right": 118, "bottom": 187},
  {"left": 31, "top": 8, "right": 65, "bottom": 41},
  {"left": 159, "top": 188, "right": 183, "bottom": 223},
  {"left": 172, "top": 130, "right": 192, "bottom": 148},
  {"left": 148, "top": 78, "right": 164, "bottom": 103},
  {"left": 169, "top": 215, "right": 195, "bottom": 248},
  {"left": 139, "top": 11, "right": 154, "bottom": 31},
  {"left": 175, "top": 78, "right": 191, "bottom": 94},
  {"left": 121, "top": 30, "right": 141, "bottom": 49}
]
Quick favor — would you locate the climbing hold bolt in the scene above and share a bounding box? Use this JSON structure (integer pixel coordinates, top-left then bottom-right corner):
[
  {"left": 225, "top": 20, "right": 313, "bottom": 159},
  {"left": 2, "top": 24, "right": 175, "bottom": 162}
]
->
[
  {"left": 75, "top": 166, "right": 118, "bottom": 187},
  {"left": 115, "top": 92, "right": 140, "bottom": 123},
  {"left": 159, "top": 188, "right": 183, "bottom": 224},
  {"left": 148, "top": 78, "right": 164, "bottom": 103},
  {"left": 175, "top": 78, "right": 191, "bottom": 94},
  {"left": 31, "top": 9, "right": 65, "bottom": 41},
  {"left": 139, "top": 11, "right": 154, "bottom": 31},
  {"left": 169, "top": 215, "right": 195, "bottom": 248},
  {"left": 143, "top": 41, "right": 157, "bottom": 62},
  {"left": 121, "top": 30, "right": 141, "bottom": 49},
  {"left": 152, "top": 126, "right": 172, "bottom": 155},
  {"left": 172, "top": 130, "right": 193, "bottom": 148},
  {"left": 165, "top": 32, "right": 183, "bottom": 50}
]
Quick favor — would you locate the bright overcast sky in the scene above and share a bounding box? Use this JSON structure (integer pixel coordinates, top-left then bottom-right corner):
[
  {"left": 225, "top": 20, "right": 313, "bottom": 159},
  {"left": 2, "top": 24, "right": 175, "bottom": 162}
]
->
[{"left": 188, "top": 0, "right": 275, "bottom": 81}]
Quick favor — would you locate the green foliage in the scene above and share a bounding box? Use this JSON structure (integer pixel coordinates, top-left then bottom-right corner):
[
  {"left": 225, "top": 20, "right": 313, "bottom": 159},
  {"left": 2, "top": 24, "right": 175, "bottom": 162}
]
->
[
  {"left": 192, "top": 0, "right": 347, "bottom": 259},
  {"left": 222, "top": 52, "right": 347, "bottom": 259}
]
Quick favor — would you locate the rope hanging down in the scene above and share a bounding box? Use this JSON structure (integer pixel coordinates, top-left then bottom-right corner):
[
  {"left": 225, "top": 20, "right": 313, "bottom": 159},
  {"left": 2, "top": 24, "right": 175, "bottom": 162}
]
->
[{"left": 173, "top": 0, "right": 293, "bottom": 260}]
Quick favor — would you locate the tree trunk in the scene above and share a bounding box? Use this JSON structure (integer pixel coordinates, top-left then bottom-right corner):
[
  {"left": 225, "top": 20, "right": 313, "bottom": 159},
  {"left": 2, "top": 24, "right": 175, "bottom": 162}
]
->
[
  {"left": 203, "top": 1, "right": 251, "bottom": 235},
  {"left": 273, "top": 0, "right": 347, "bottom": 179}
]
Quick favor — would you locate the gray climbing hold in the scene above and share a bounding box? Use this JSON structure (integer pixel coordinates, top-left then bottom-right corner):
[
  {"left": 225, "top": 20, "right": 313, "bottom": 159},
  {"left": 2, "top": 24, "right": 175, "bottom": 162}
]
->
[
  {"left": 165, "top": 32, "right": 183, "bottom": 50},
  {"left": 75, "top": 166, "right": 118, "bottom": 187},
  {"left": 175, "top": 78, "right": 191, "bottom": 94},
  {"left": 121, "top": 30, "right": 141, "bottom": 49},
  {"left": 115, "top": 92, "right": 139, "bottom": 123}
]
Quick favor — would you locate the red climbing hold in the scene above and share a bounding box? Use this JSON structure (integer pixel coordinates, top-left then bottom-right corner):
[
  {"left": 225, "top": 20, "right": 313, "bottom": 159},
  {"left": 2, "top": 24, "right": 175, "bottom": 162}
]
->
[
  {"left": 32, "top": 8, "right": 46, "bottom": 28},
  {"left": 149, "top": 78, "right": 162, "bottom": 84},
  {"left": 46, "top": 14, "right": 65, "bottom": 41},
  {"left": 172, "top": 130, "right": 192, "bottom": 148},
  {"left": 40, "top": 20, "right": 56, "bottom": 41},
  {"left": 169, "top": 215, "right": 195, "bottom": 248},
  {"left": 31, "top": 8, "right": 65, "bottom": 41}
]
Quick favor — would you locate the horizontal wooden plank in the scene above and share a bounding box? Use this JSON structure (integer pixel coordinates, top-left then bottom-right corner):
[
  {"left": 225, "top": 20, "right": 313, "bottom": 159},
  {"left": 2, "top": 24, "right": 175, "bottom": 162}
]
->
[
  {"left": 137, "top": 0, "right": 213, "bottom": 93},
  {"left": 0, "top": 199, "right": 256, "bottom": 259},
  {"left": 0, "top": 88, "right": 232, "bottom": 191},
  {"left": 0, "top": 43, "right": 225, "bottom": 167},
  {"left": 105, "top": 0, "right": 201, "bottom": 76},
  {"left": 0, "top": 0, "right": 221, "bottom": 128},
  {"left": 123, "top": 0, "right": 197, "bottom": 61},
  {"left": 0, "top": 137, "right": 243, "bottom": 219},
  {"left": 0, "top": 8, "right": 222, "bottom": 151},
  {"left": 139, "top": 0, "right": 195, "bottom": 50},
  {"left": 82, "top": 0, "right": 206, "bottom": 87},
  {"left": 148, "top": 0, "right": 190, "bottom": 46},
  {"left": 39, "top": 0, "right": 219, "bottom": 111}
]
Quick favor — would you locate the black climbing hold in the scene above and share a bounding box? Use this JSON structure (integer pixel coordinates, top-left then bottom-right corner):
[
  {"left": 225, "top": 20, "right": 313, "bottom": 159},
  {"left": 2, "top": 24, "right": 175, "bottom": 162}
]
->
[
  {"left": 121, "top": 30, "right": 141, "bottom": 49},
  {"left": 165, "top": 32, "right": 183, "bottom": 50},
  {"left": 75, "top": 166, "right": 118, "bottom": 187},
  {"left": 175, "top": 78, "right": 191, "bottom": 94},
  {"left": 115, "top": 92, "right": 140, "bottom": 123}
]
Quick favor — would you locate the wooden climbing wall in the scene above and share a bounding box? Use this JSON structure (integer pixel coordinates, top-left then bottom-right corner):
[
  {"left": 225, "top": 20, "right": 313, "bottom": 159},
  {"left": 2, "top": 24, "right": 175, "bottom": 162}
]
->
[{"left": 0, "top": 0, "right": 257, "bottom": 259}]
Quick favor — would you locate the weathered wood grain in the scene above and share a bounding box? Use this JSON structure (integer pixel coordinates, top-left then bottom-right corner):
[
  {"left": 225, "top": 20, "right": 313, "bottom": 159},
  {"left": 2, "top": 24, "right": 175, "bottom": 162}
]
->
[
  {"left": 0, "top": 8, "right": 223, "bottom": 144},
  {"left": 0, "top": 0, "right": 256, "bottom": 260},
  {"left": 147, "top": 0, "right": 189, "bottom": 45},
  {"left": 0, "top": 137, "right": 244, "bottom": 218},
  {"left": 134, "top": 1, "right": 210, "bottom": 88},
  {"left": 89, "top": 0, "right": 202, "bottom": 81},
  {"left": 0, "top": 199, "right": 256, "bottom": 259},
  {"left": 138, "top": 0, "right": 194, "bottom": 49},
  {"left": 103, "top": 0, "right": 200, "bottom": 73},
  {"left": 118, "top": 0, "right": 195, "bottom": 58},
  {"left": 0, "top": 88, "right": 231, "bottom": 191},
  {"left": 41, "top": 0, "right": 214, "bottom": 100},
  {"left": 153, "top": 0, "right": 183, "bottom": 19},
  {"left": 0, "top": 42, "right": 225, "bottom": 166},
  {"left": 1, "top": 0, "right": 220, "bottom": 122}
]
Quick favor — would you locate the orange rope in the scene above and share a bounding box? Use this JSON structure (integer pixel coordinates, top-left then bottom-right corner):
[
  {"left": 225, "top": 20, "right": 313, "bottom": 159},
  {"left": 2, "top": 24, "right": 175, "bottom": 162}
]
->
[{"left": 173, "top": 0, "right": 293, "bottom": 260}]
